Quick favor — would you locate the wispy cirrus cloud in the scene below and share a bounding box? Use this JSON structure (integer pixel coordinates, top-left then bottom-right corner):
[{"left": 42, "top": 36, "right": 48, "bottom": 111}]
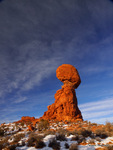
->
[
  {"left": 13, "top": 96, "right": 27, "bottom": 104},
  {"left": 79, "top": 98, "right": 113, "bottom": 124},
  {"left": 0, "top": 40, "right": 62, "bottom": 98}
]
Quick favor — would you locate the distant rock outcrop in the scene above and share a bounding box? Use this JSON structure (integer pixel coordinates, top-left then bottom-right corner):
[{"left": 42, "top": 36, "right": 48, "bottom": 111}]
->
[
  {"left": 42, "top": 64, "right": 83, "bottom": 121},
  {"left": 16, "top": 116, "right": 39, "bottom": 128}
]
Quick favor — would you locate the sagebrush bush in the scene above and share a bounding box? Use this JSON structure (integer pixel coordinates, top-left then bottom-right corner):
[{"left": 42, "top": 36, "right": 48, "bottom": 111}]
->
[
  {"left": 66, "top": 131, "right": 75, "bottom": 136},
  {"left": 94, "top": 128, "right": 108, "bottom": 139},
  {"left": 48, "top": 139, "right": 60, "bottom": 150},
  {"left": 27, "top": 137, "right": 35, "bottom": 147},
  {"left": 56, "top": 134, "right": 67, "bottom": 141},
  {"left": 107, "top": 145, "right": 113, "bottom": 150},
  {"left": 77, "top": 129, "right": 92, "bottom": 137},
  {"left": 44, "top": 130, "right": 55, "bottom": 136},
  {"left": 56, "top": 128, "right": 68, "bottom": 135},
  {"left": 71, "top": 135, "right": 79, "bottom": 141},
  {"left": 0, "top": 136, "right": 9, "bottom": 149},
  {"left": 27, "top": 133, "right": 44, "bottom": 147},
  {"left": 7, "top": 144, "right": 17, "bottom": 150},
  {"left": 65, "top": 142, "right": 69, "bottom": 149},
  {"left": 38, "top": 119, "right": 49, "bottom": 131},
  {"left": 69, "top": 143, "right": 78, "bottom": 150},
  {"left": 35, "top": 140, "right": 46, "bottom": 148},
  {"left": 0, "top": 127, "right": 4, "bottom": 136},
  {"left": 14, "top": 133, "right": 25, "bottom": 143},
  {"left": 0, "top": 144, "right": 3, "bottom": 150},
  {"left": 105, "top": 122, "right": 113, "bottom": 136}
]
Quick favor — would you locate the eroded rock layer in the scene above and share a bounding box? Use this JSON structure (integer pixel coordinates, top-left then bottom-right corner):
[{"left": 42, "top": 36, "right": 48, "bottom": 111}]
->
[{"left": 42, "top": 64, "right": 83, "bottom": 121}]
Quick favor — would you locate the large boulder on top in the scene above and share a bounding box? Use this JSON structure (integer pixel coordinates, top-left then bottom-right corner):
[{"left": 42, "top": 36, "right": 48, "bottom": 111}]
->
[{"left": 56, "top": 64, "right": 81, "bottom": 89}]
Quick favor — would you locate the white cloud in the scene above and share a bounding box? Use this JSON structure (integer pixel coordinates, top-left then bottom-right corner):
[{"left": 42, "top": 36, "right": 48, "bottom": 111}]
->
[
  {"left": 0, "top": 40, "right": 62, "bottom": 98},
  {"left": 90, "top": 116, "right": 113, "bottom": 124},
  {"left": 79, "top": 98, "right": 113, "bottom": 124},
  {"left": 83, "top": 109, "right": 113, "bottom": 120},
  {"left": 79, "top": 98, "right": 113, "bottom": 109},
  {"left": 14, "top": 96, "right": 27, "bottom": 103}
]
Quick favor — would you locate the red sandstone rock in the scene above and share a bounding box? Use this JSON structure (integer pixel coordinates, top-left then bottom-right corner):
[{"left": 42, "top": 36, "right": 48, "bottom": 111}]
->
[
  {"left": 56, "top": 64, "right": 81, "bottom": 89},
  {"left": 27, "top": 124, "right": 34, "bottom": 131},
  {"left": 42, "top": 64, "right": 83, "bottom": 121},
  {"left": 21, "top": 116, "right": 35, "bottom": 122},
  {"left": 16, "top": 116, "right": 40, "bottom": 127}
]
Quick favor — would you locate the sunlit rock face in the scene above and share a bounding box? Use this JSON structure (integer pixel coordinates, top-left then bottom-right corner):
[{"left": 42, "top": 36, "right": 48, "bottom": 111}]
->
[{"left": 42, "top": 64, "right": 83, "bottom": 121}]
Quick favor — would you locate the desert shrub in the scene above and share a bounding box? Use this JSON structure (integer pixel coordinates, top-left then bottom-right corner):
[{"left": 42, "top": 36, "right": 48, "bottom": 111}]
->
[
  {"left": 48, "top": 139, "right": 60, "bottom": 150},
  {"left": 7, "top": 144, "right": 17, "bottom": 150},
  {"left": 29, "top": 132, "right": 44, "bottom": 139},
  {"left": 106, "top": 145, "right": 113, "bottom": 150},
  {"left": 69, "top": 143, "right": 78, "bottom": 150},
  {"left": 66, "top": 131, "right": 74, "bottom": 137},
  {"left": 20, "top": 122, "right": 25, "bottom": 127},
  {"left": 27, "top": 133, "right": 44, "bottom": 147},
  {"left": 81, "top": 139, "right": 86, "bottom": 144},
  {"left": 35, "top": 140, "right": 46, "bottom": 148},
  {"left": 0, "top": 144, "right": 3, "bottom": 150},
  {"left": 27, "top": 137, "right": 35, "bottom": 147},
  {"left": 78, "top": 129, "right": 92, "bottom": 137},
  {"left": 38, "top": 119, "right": 49, "bottom": 131},
  {"left": 0, "top": 127, "right": 4, "bottom": 136},
  {"left": 94, "top": 128, "right": 108, "bottom": 139},
  {"left": 44, "top": 130, "right": 55, "bottom": 136},
  {"left": 0, "top": 136, "right": 9, "bottom": 148},
  {"left": 91, "top": 123, "right": 98, "bottom": 126},
  {"left": 105, "top": 122, "right": 113, "bottom": 136},
  {"left": 65, "top": 142, "right": 69, "bottom": 149},
  {"left": 77, "top": 135, "right": 85, "bottom": 144},
  {"left": 65, "top": 130, "right": 78, "bottom": 137},
  {"left": 56, "top": 134, "right": 67, "bottom": 141},
  {"left": 14, "top": 133, "right": 25, "bottom": 143},
  {"left": 56, "top": 128, "right": 68, "bottom": 135},
  {"left": 105, "top": 122, "right": 113, "bottom": 131},
  {"left": 71, "top": 135, "right": 79, "bottom": 141},
  {"left": 101, "top": 133, "right": 108, "bottom": 139}
]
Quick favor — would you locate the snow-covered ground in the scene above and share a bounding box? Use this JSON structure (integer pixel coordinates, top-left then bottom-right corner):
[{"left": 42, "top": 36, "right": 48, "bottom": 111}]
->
[{"left": 1, "top": 121, "right": 113, "bottom": 150}]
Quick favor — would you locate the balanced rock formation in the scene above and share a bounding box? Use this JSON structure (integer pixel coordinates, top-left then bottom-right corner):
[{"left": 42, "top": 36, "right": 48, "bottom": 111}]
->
[{"left": 42, "top": 64, "right": 83, "bottom": 121}]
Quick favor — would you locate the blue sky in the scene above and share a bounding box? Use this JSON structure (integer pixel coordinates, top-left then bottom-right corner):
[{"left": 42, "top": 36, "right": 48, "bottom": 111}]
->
[{"left": 0, "top": 0, "right": 113, "bottom": 124}]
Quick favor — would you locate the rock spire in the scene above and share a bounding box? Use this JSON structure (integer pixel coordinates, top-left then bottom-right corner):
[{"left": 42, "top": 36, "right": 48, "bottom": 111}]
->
[{"left": 42, "top": 64, "right": 83, "bottom": 121}]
